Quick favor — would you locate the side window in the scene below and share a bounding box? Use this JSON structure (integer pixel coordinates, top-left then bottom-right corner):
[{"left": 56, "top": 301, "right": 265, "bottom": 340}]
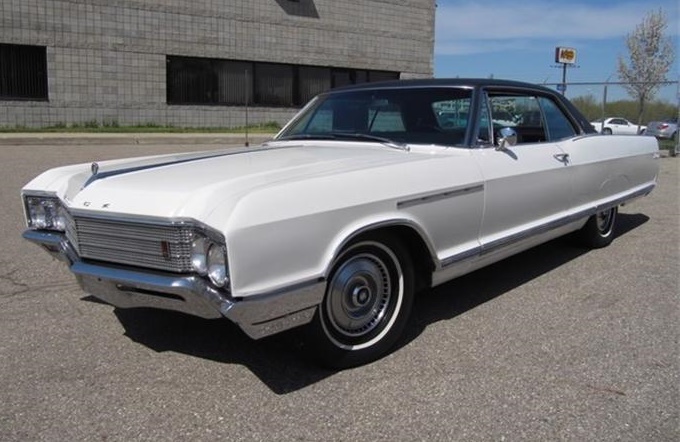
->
[
  {"left": 433, "top": 99, "right": 469, "bottom": 130},
  {"left": 489, "top": 94, "right": 546, "bottom": 144},
  {"left": 538, "top": 97, "right": 577, "bottom": 141}
]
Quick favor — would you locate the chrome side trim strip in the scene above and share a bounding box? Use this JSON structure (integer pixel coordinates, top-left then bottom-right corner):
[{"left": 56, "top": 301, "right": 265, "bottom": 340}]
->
[
  {"left": 397, "top": 184, "right": 484, "bottom": 209},
  {"left": 439, "top": 183, "right": 656, "bottom": 268},
  {"left": 440, "top": 246, "right": 482, "bottom": 268},
  {"left": 479, "top": 210, "right": 588, "bottom": 256}
]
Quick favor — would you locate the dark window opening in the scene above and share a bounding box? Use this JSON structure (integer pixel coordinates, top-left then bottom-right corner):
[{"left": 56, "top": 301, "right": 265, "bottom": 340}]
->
[
  {"left": 0, "top": 44, "right": 48, "bottom": 101},
  {"left": 255, "top": 63, "right": 294, "bottom": 106},
  {"left": 166, "top": 55, "right": 399, "bottom": 107}
]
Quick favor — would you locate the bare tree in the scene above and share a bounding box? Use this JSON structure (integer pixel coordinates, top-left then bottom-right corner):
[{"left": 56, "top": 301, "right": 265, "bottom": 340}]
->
[{"left": 617, "top": 9, "right": 675, "bottom": 130}]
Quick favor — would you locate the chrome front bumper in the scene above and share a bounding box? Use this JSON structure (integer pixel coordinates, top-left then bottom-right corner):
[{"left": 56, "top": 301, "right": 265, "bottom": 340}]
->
[{"left": 23, "top": 230, "right": 325, "bottom": 339}]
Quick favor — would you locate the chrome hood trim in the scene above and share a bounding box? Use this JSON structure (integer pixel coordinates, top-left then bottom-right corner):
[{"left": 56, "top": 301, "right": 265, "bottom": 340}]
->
[{"left": 82, "top": 144, "right": 289, "bottom": 189}]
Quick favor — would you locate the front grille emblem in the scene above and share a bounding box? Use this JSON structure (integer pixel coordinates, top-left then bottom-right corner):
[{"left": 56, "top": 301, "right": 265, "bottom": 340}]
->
[{"left": 161, "top": 241, "right": 171, "bottom": 260}]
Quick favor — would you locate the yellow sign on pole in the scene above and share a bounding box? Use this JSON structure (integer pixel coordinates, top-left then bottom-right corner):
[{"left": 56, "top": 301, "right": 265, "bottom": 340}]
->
[{"left": 555, "top": 47, "right": 577, "bottom": 65}]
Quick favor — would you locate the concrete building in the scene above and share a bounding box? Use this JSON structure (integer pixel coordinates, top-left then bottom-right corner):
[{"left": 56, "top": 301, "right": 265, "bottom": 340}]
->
[{"left": 0, "top": 0, "right": 435, "bottom": 128}]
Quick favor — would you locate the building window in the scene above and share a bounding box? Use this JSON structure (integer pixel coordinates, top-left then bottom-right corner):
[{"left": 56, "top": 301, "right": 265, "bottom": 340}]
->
[
  {"left": 0, "top": 44, "right": 48, "bottom": 101},
  {"left": 298, "top": 66, "right": 330, "bottom": 104},
  {"left": 166, "top": 55, "right": 399, "bottom": 107},
  {"left": 255, "top": 63, "right": 294, "bottom": 106},
  {"left": 167, "top": 56, "right": 253, "bottom": 105}
]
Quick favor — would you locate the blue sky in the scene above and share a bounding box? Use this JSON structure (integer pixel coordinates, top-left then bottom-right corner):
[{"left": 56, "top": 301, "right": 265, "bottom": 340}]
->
[{"left": 434, "top": 0, "right": 680, "bottom": 102}]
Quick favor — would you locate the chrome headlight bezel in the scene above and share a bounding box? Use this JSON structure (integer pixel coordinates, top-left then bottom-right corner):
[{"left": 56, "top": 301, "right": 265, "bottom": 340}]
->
[
  {"left": 207, "top": 243, "right": 228, "bottom": 287},
  {"left": 23, "top": 195, "right": 68, "bottom": 232},
  {"left": 190, "top": 230, "right": 229, "bottom": 289}
]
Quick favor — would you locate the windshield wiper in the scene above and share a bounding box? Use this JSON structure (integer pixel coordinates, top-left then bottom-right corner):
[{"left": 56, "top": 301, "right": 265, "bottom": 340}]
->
[
  {"left": 328, "top": 132, "right": 409, "bottom": 151},
  {"left": 275, "top": 132, "right": 409, "bottom": 151}
]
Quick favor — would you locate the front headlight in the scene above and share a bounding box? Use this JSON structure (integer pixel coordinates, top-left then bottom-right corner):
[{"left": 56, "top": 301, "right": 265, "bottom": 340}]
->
[
  {"left": 191, "top": 233, "right": 229, "bottom": 288},
  {"left": 24, "top": 196, "right": 67, "bottom": 231},
  {"left": 190, "top": 236, "right": 210, "bottom": 276},
  {"left": 207, "top": 244, "right": 228, "bottom": 287}
]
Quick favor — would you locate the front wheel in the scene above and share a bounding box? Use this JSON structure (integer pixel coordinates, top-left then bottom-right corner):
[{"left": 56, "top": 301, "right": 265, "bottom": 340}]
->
[
  {"left": 578, "top": 206, "right": 618, "bottom": 248},
  {"left": 308, "top": 236, "right": 414, "bottom": 368}
]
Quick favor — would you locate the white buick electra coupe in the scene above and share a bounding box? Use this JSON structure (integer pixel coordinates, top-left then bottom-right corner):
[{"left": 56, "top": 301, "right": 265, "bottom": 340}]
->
[{"left": 22, "top": 79, "right": 659, "bottom": 367}]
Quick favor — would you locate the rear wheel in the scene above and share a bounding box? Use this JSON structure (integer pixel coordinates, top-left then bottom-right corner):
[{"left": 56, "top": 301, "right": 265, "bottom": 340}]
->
[
  {"left": 578, "top": 206, "right": 618, "bottom": 248},
  {"left": 308, "top": 236, "right": 414, "bottom": 368},
  {"left": 602, "top": 128, "right": 613, "bottom": 135}
]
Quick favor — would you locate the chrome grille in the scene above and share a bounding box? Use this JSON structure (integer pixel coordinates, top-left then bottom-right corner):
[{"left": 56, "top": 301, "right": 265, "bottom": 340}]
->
[{"left": 68, "top": 216, "right": 195, "bottom": 273}]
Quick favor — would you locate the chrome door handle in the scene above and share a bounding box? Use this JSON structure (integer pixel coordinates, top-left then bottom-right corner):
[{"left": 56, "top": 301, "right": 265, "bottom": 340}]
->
[{"left": 553, "top": 153, "right": 570, "bottom": 164}]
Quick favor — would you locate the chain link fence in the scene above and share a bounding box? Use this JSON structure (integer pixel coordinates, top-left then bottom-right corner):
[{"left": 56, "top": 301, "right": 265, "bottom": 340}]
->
[{"left": 543, "top": 80, "right": 679, "bottom": 155}]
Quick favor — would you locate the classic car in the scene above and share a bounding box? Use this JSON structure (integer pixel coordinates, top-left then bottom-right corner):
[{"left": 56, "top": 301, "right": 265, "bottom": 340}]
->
[
  {"left": 590, "top": 117, "right": 646, "bottom": 135},
  {"left": 645, "top": 117, "right": 678, "bottom": 140},
  {"left": 22, "top": 79, "right": 660, "bottom": 368}
]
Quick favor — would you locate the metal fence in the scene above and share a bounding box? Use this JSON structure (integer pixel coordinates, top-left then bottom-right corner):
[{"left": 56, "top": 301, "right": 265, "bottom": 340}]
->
[{"left": 543, "top": 80, "right": 679, "bottom": 154}]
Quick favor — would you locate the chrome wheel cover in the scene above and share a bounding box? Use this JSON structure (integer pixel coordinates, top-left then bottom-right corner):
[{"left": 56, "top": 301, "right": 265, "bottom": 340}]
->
[
  {"left": 325, "top": 252, "right": 392, "bottom": 337},
  {"left": 596, "top": 208, "right": 615, "bottom": 235}
]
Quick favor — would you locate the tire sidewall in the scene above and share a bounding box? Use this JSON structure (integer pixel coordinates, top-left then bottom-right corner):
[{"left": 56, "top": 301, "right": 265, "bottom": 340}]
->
[
  {"left": 309, "top": 236, "right": 414, "bottom": 368},
  {"left": 580, "top": 207, "right": 617, "bottom": 248}
]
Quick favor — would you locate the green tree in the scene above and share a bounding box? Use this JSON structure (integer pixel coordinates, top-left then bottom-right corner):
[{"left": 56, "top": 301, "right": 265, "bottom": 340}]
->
[{"left": 617, "top": 9, "right": 675, "bottom": 130}]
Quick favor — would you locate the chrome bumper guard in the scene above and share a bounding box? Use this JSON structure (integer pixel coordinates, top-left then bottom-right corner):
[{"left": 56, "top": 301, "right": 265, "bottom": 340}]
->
[{"left": 23, "top": 230, "right": 325, "bottom": 339}]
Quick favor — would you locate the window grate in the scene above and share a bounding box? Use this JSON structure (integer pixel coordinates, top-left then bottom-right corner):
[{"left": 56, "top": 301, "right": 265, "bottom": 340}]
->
[{"left": 0, "top": 44, "right": 48, "bottom": 101}]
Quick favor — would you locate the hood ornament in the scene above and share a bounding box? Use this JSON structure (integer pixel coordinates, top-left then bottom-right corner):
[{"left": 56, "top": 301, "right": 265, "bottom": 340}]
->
[{"left": 91, "top": 162, "right": 99, "bottom": 176}]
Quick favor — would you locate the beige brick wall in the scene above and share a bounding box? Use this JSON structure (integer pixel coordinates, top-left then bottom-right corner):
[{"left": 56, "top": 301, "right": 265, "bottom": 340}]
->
[{"left": 0, "top": 0, "right": 435, "bottom": 127}]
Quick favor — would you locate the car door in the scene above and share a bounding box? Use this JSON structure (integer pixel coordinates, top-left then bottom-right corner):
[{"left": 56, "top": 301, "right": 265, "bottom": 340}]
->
[
  {"left": 471, "top": 90, "right": 574, "bottom": 258},
  {"left": 608, "top": 118, "right": 636, "bottom": 135}
]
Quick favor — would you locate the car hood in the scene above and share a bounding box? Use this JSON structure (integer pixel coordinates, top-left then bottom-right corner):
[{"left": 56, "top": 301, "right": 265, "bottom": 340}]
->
[{"left": 41, "top": 141, "right": 441, "bottom": 224}]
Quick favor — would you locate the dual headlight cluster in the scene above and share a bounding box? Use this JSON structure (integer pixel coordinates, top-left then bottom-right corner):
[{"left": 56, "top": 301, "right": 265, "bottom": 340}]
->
[
  {"left": 191, "top": 235, "right": 229, "bottom": 288},
  {"left": 24, "top": 194, "right": 229, "bottom": 290},
  {"left": 24, "top": 196, "right": 68, "bottom": 231}
]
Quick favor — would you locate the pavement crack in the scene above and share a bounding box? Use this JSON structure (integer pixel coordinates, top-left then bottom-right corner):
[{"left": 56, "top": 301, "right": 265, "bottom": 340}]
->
[
  {"left": 585, "top": 383, "right": 626, "bottom": 396},
  {"left": 0, "top": 268, "right": 31, "bottom": 298}
]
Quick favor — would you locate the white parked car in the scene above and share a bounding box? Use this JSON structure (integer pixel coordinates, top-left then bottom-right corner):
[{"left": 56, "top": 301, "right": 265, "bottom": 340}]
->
[
  {"left": 22, "top": 79, "right": 659, "bottom": 367},
  {"left": 591, "top": 117, "right": 646, "bottom": 135}
]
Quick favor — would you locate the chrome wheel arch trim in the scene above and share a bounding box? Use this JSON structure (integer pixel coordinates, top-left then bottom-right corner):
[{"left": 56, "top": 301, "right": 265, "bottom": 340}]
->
[{"left": 322, "top": 218, "right": 439, "bottom": 280}]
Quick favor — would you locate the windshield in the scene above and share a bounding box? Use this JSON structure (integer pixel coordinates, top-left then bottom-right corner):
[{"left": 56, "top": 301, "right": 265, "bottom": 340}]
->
[{"left": 276, "top": 87, "right": 472, "bottom": 147}]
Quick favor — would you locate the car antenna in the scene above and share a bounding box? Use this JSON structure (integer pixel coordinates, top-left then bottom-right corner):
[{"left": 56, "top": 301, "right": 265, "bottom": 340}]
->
[{"left": 244, "top": 69, "right": 250, "bottom": 147}]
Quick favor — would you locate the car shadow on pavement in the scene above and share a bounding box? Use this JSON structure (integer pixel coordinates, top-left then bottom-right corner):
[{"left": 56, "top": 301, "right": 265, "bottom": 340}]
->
[
  {"left": 110, "top": 307, "right": 335, "bottom": 394},
  {"left": 103, "top": 213, "right": 648, "bottom": 394}
]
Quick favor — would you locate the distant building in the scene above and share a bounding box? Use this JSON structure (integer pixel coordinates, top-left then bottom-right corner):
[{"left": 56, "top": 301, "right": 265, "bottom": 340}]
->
[{"left": 0, "top": 0, "right": 435, "bottom": 128}]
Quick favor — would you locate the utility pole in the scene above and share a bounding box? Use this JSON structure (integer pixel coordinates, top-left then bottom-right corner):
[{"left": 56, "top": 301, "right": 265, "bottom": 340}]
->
[
  {"left": 674, "top": 79, "right": 679, "bottom": 157},
  {"left": 602, "top": 74, "right": 614, "bottom": 121}
]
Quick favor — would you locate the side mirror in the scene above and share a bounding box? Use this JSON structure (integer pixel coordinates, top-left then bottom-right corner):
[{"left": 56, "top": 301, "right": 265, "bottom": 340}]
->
[{"left": 496, "top": 127, "right": 518, "bottom": 150}]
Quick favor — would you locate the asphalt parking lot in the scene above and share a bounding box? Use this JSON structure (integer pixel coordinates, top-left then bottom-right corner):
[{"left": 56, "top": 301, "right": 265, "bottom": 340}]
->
[{"left": 1, "top": 140, "right": 678, "bottom": 441}]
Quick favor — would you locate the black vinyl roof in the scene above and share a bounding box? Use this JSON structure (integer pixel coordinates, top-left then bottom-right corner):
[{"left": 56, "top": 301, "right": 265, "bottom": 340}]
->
[{"left": 332, "top": 78, "right": 557, "bottom": 94}]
